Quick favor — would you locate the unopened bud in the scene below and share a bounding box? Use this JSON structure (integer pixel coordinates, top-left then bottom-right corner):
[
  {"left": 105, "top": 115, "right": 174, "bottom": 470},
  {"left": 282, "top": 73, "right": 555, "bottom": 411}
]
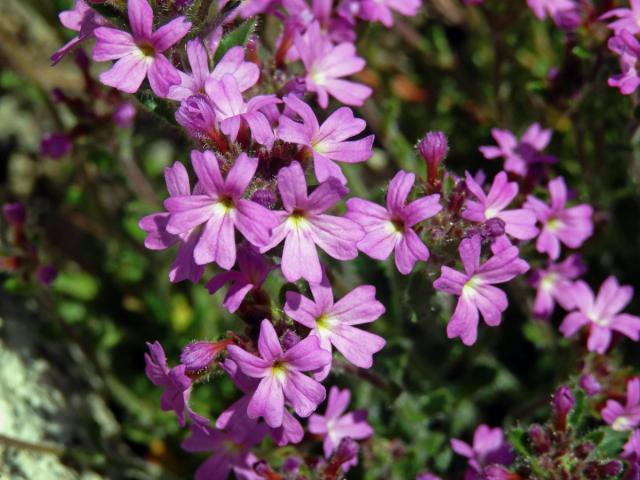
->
[
  {"left": 282, "top": 330, "right": 301, "bottom": 350},
  {"left": 180, "top": 340, "right": 230, "bottom": 373},
  {"left": 251, "top": 189, "right": 278, "bottom": 209},
  {"left": 482, "top": 218, "right": 506, "bottom": 239},
  {"left": 552, "top": 386, "right": 575, "bottom": 430},
  {"left": 3, "top": 202, "right": 26, "bottom": 227},
  {"left": 418, "top": 131, "right": 448, "bottom": 188},
  {"left": 579, "top": 374, "right": 601, "bottom": 396},
  {"left": 528, "top": 424, "right": 550, "bottom": 454}
]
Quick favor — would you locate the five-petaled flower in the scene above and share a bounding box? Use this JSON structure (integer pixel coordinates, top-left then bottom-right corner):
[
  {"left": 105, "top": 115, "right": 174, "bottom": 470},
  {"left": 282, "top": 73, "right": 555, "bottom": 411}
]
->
[
  {"left": 308, "top": 386, "right": 373, "bottom": 470},
  {"left": 260, "top": 161, "right": 364, "bottom": 283},
  {"left": 451, "top": 424, "right": 513, "bottom": 479},
  {"left": 524, "top": 176, "right": 593, "bottom": 260},
  {"left": 278, "top": 95, "right": 374, "bottom": 184},
  {"left": 433, "top": 235, "right": 529, "bottom": 345},
  {"left": 284, "top": 271, "right": 385, "bottom": 380},
  {"left": 530, "top": 254, "right": 586, "bottom": 319},
  {"left": 227, "top": 319, "right": 332, "bottom": 428},
  {"left": 463, "top": 171, "right": 538, "bottom": 241},
  {"left": 346, "top": 170, "right": 442, "bottom": 274},
  {"left": 559, "top": 276, "right": 640, "bottom": 354},
  {"left": 164, "top": 151, "right": 277, "bottom": 270},
  {"left": 92, "top": 0, "right": 191, "bottom": 96},
  {"left": 602, "top": 378, "right": 640, "bottom": 431}
]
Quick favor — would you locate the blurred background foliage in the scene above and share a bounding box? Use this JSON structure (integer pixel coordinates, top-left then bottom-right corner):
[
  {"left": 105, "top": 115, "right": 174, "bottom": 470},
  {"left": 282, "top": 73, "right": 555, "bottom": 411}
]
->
[{"left": 1, "top": 0, "right": 640, "bottom": 478}]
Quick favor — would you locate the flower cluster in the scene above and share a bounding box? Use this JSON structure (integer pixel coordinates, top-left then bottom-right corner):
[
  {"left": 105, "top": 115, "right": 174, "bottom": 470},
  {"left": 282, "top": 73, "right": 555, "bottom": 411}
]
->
[{"left": 48, "top": 0, "right": 640, "bottom": 477}]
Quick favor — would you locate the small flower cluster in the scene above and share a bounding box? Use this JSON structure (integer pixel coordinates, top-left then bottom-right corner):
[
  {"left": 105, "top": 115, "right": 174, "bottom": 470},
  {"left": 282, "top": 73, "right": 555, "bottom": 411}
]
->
[
  {"left": 601, "top": 1, "right": 640, "bottom": 95},
  {"left": 48, "top": 0, "right": 640, "bottom": 478}
]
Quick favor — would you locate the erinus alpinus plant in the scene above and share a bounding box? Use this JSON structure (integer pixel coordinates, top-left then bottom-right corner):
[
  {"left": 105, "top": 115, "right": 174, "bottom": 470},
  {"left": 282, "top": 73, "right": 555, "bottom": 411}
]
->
[{"left": 3, "top": 0, "right": 640, "bottom": 478}]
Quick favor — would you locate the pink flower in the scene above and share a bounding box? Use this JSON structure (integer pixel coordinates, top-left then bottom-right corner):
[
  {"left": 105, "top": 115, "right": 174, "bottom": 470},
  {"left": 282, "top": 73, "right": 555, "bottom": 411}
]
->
[
  {"left": 278, "top": 95, "right": 374, "bottom": 184},
  {"left": 608, "top": 31, "right": 640, "bottom": 95},
  {"left": 260, "top": 161, "right": 364, "bottom": 283},
  {"left": 451, "top": 425, "right": 513, "bottom": 479},
  {"left": 601, "top": 378, "right": 640, "bottom": 431},
  {"left": 433, "top": 235, "right": 529, "bottom": 345},
  {"left": 527, "top": 0, "right": 576, "bottom": 20},
  {"left": 524, "top": 177, "right": 593, "bottom": 260},
  {"left": 227, "top": 319, "right": 331, "bottom": 428},
  {"left": 217, "top": 359, "right": 305, "bottom": 447},
  {"left": 479, "top": 123, "right": 555, "bottom": 177},
  {"left": 623, "top": 429, "right": 640, "bottom": 461},
  {"left": 463, "top": 171, "right": 538, "bottom": 241},
  {"left": 92, "top": 0, "right": 191, "bottom": 96},
  {"left": 144, "top": 341, "right": 209, "bottom": 430},
  {"left": 284, "top": 271, "right": 385, "bottom": 380},
  {"left": 206, "top": 244, "right": 275, "bottom": 313},
  {"left": 138, "top": 161, "right": 205, "bottom": 283},
  {"left": 340, "top": 0, "right": 421, "bottom": 27},
  {"left": 559, "top": 276, "right": 640, "bottom": 354},
  {"left": 205, "top": 74, "right": 281, "bottom": 147},
  {"left": 295, "top": 21, "right": 372, "bottom": 108},
  {"left": 181, "top": 424, "right": 264, "bottom": 480},
  {"left": 601, "top": 1, "right": 640, "bottom": 35},
  {"left": 346, "top": 170, "right": 442, "bottom": 275},
  {"left": 530, "top": 254, "right": 586, "bottom": 319},
  {"left": 168, "top": 38, "right": 259, "bottom": 101},
  {"left": 51, "top": 0, "right": 107, "bottom": 65},
  {"left": 164, "top": 151, "right": 277, "bottom": 270},
  {"left": 308, "top": 386, "right": 373, "bottom": 470}
]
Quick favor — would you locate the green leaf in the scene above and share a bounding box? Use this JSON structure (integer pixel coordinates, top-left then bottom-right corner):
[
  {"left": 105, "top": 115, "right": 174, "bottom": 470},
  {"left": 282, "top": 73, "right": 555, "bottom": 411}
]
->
[
  {"left": 591, "top": 428, "right": 629, "bottom": 458},
  {"left": 214, "top": 18, "right": 257, "bottom": 63},
  {"left": 568, "top": 389, "right": 585, "bottom": 431},
  {"left": 134, "top": 89, "right": 178, "bottom": 125},
  {"left": 507, "top": 425, "right": 531, "bottom": 457}
]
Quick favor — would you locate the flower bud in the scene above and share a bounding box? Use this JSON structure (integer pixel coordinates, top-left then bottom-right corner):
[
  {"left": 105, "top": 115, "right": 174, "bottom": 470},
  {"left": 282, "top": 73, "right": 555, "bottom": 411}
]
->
[
  {"left": 41, "top": 132, "right": 72, "bottom": 159},
  {"left": 482, "top": 218, "right": 506, "bottom": 239},
  {"left": 418, "top": 131, "right": 448, "bottom": 188},
  {"left": 3, "top": 202, "right": 26, "bottom": 227},
  {"left": 528, "top": 424, "right": 550, "bottom": 454},
  {"left": 579, "top": 374, "right": 601, "bottom": 396},
  {"left": 36, "top": 265, "right": 58, "bottom": 286},
  {"left": 552, "top": 386, "right": 575, "bottom": 430},
  {"left": 180, "top": 340, "right": 231, "bottom": 373},
  {"left": 282, "top": 330, "right": 301, "bottom": 350},
  {"left": 112, "top": 102, "right": 136, "bottom": 128},
  {"left": 333, "top": 437, "right": 359, "bottom": 465},
  {"left": 251, "top": 189, "right": 278, "bottom": 209},
  {"left": 574, "top": 441, "right": 594, "bottom": 460}
]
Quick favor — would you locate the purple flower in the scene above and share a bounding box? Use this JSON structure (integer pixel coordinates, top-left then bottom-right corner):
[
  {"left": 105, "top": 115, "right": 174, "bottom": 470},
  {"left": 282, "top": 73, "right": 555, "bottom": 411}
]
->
[
  {"left": 278, "top": 95, "right": 374, "bottom": 184},
  {"left": 260, "top": 161, "right": 364, "bottom": 283},
  {"left": 341, "top": 0, "right": 421, "bottom": 27},
  {"left": 602, "top": 378, "right": 640, "bottom": 431},
  {"left": 433, "top": 235, "right": 529, "bottom": 345},
  {"left": 463, "top": 171, "right": 538, "bottom": 241},
  {"left": 175, "top": 94, "right": 221, "bottom": 143},
  {"left": 527, "top": 0, "right": 576, "bottom": 20},
  {"left": 283, "top": 0, "right": 356, "bottom": 46},
  {"left": 608, "top": 31, "right": 640, "bottom": 95},
  {"left": 623, "top": 429, "right": 640, "bottom": 462},
  {"left": 144, "top": 341, "right": 209, "bottom": 430},
  {"left": 92, "top": 0, "right": 191, "bottom": 96},
  {"left": 479, "top": 124, "right": 555, "bottom": 177},
  {"left": 112, "top": 102, "right": 136, "bottom": 128},
  {"left": 524, "top": 177, "right": 593, "bottom": 260},
  {"left": 205, "top": 74, "right": 281, "bottom": 147},
  {"left": 601, "top": 1, "right": 640, "bottom": 35},
  {"left": 206, "top": 244, "right": 274, "bottom": 312},
  {"left": 51, "top": 0, "right": 107, "bottom": 65},
  {"left": 41, "top": 132, "right": 73, "bottom": 159},
  {"left": 559, "top": 276, "right": 640, "bottom": 354},
  {"left": 308, "top": 386, "right": 373, "bottom": 468},
  {"left": 579, "top": 374, "right": 602, "bottom": 396},
  {"left": 346, "top": 170, "right": 442, "bottom": 274},
  {"left": 418, "top": 131, "right": 448, "bottom": 186},
  {"left": 168, "top": 39, "right": 259, "bottom": 101},
  {"left": 36, "top": 265, "right": 58, "bottom": 287},
  {"left": 181, "top": 424, "right": 263, "bottom": 480},
  {"left": 3, "top": 202, "right": 26, "bottom": 227},
  {"left": 216, "top": 359, "right": 305, "bottom": 446},
  {"left": 284, "top": 271, "right": 385, "bottom": 379},
  {"left": 451, "top": 425, "right": 513, "bottom": 479},
  {"left": 180, "top": 339, "right": 232, "bottom": 373},
  {"left": 295, "top": 21, "right": 371, "bottom": 108},
  {"left": 530, "top": 254, "right": 586, "bottom": 319},
  {"left": 227, "top": 319, "right": 331, "bottom": 428},
  {"left": 164, "top": 151, "right": 277, "bottom": 270},
  {"left": 138, "top": 161, "right": 205, "bottom": 283}
]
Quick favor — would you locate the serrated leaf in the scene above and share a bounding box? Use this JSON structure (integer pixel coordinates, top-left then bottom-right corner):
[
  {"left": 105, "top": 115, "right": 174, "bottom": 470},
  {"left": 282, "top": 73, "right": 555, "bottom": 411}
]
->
[
  {"left": 592, "top": 428, "right": 629, "bottom": 458},
  {"left": 214, "top": 18, "right": 256, "bottom": 63},
  {"left": 134, "top": 89, "right": 178, "bottom": 125}
]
